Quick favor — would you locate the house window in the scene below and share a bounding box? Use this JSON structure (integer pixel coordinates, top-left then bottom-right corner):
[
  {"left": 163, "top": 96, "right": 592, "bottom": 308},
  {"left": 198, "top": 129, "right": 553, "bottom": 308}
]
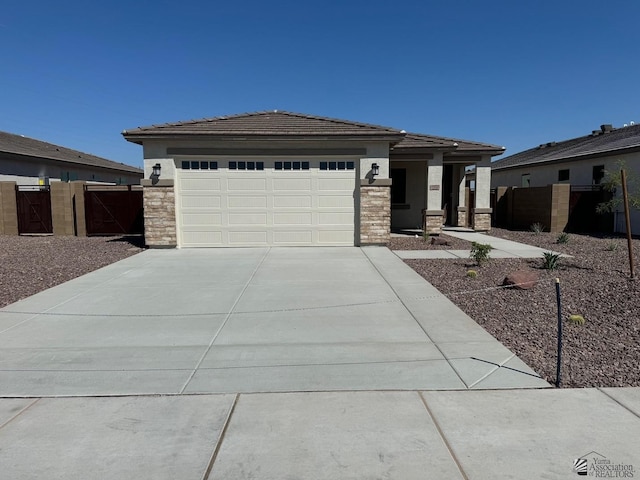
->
[
  {"left": 558, "top": 169, "right": 570, "bottom": 182},
  {"left": 521, "top": 174, "right": 531, "bottom": 187},
  {"left": 592, "top": 165, "right": 605, "bottom": 185},
  {"left": 390, "top": 168, "right": 406, "bottom": 204}
]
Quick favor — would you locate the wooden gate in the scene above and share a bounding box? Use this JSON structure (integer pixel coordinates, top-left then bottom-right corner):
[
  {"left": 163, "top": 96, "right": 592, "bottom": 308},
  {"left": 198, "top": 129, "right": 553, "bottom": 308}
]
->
[
  {"left": 84, "top": 185, "right": 143, "bottom": 235},
  {"left": 16, "top": 186, "right": 53, "bottom": 234}
]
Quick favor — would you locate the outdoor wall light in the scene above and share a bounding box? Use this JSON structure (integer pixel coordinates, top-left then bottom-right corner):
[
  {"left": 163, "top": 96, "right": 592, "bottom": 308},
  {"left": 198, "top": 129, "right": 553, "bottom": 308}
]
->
[
  {"left": 371, "top": 163, "right": 380, "bottom": 176},
  {"left": 152, "top": 163, "right": 161, "bottom": 177}
]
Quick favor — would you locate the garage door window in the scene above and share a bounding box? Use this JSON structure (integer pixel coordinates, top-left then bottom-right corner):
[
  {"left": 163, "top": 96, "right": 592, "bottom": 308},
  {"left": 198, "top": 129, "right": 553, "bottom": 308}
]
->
[
  {"left": 275, "top": 161, "right": 310, "bottom": 170},
  {"left": 230, "top": 161, "right": 264, "bottom": 170},
  {"left": 319, "top": 161, "right": 355, "bottom": 171},
  {"left": 181, "top": 161, "right": 218, "bottom": 170}
]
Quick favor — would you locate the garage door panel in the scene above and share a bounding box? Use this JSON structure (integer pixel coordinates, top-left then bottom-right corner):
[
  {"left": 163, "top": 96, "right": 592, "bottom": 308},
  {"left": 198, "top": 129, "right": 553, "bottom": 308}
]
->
[
  {"left": 273, "top": 178, "right": 312, "bottom": 191},
  {"left": 318, "top": 195, "right": 353, "bottom": 208},
  {"left": 273, "top": 231, "right": 313, "bottom": 244},
  {"left": 181, "top": 196, "right": 221, "bottom": 208},
  {"left": 228, "top": 213, "right": 268, "bottom": 225},
  {"left": 182, "top": 213, "right": 222, "bottom": 226},
  {"left": 318, "top": 230, "right": 354, "bottom": 244},
  {"left": 227, "top": 196, "right": 267, "bottom": 208},
  {"left": 273, "top": 212, "right": 313, "bottom": 225},
  {"left": 318, "top": 212, "right": 353, "bottom": 225},
  {"left": 181, "top": 231, "right": 223, "bottom": 245},
  {"left": 228, "top": 231, "right": 268, "bottom": 245},
  {"left": 227, "top": 178, "right": 267, "bottom": 191},
  {"left": 181, "top": 178, "right": 221, "bottom": 190},
  {"left": 273, "top": 195, "right": 312, "bottom": 208},
  {"left": 318, "top": 178, "right": 354, "bottom": 190}
]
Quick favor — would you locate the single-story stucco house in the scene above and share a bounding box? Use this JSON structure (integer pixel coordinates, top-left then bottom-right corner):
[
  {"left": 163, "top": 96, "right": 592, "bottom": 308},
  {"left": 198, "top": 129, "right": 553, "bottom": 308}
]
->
[
  {"left": 0, "top": 130, "right": 143, "bottom": 186},
  {"left": 491, "top": 123, "right": 640, "bottom": 234},
  {"left": 122, "top": 111, "right": 504, "bottom": 247}
]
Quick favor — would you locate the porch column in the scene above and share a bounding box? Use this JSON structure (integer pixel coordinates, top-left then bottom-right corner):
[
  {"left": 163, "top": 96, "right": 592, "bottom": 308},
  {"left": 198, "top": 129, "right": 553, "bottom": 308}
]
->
[
  {"left": 424, "top": 153, "right": 444, "bottom": 234},
  {"left": 473, "top": 155, "right": 492, "bottom": 232},
  {"left": 456, "top": 166, "right": 468, "bottom": 227}
]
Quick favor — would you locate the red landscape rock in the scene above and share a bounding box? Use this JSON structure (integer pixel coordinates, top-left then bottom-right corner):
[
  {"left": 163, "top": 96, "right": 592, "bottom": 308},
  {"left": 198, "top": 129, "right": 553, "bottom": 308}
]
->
[{"left": 502, "top": 270, "right": 539, "bottom": 290}]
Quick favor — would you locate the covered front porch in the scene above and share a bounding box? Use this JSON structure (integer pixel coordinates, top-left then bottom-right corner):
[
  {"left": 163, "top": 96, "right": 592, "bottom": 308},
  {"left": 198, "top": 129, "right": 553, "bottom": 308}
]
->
[{"left": 389, "top": 133, "right": 504, "bottom": 234}]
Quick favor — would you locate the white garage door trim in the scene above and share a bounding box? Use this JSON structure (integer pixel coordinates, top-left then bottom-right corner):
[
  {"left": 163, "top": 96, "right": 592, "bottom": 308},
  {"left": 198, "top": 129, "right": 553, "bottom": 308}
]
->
[{"left": 176, "top": 158, "right": 357, "bottom": 247}]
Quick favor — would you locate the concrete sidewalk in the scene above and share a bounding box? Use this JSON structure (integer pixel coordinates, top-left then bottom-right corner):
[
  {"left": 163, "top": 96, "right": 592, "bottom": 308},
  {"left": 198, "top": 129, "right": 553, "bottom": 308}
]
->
[
  {"left": 1, "top": 388, "right": 638, "bottom": 479},
  {"left": 395, "top": 228, "right": 567, "bottom": 260}
]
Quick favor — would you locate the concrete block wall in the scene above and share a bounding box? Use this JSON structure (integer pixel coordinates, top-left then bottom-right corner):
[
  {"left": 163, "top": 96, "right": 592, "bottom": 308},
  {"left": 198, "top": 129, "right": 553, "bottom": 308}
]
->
[
  {"left": 495, "top": 184, "right": 570, "bottom": 233},
  {"left": 0, "top": 182, "right": 18, "bottom": 235},
  {"left": 360, "top": 185, "right": 391, "bottom": 245}
]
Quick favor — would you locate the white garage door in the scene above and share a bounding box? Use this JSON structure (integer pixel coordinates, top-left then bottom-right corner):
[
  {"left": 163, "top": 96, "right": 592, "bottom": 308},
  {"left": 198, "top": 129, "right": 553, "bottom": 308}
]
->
[{"left": 176, "top": 159, "right": 356, "bottom": 247}]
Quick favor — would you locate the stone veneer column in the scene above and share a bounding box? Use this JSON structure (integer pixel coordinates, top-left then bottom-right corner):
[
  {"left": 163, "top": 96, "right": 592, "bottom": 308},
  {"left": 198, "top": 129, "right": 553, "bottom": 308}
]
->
[
  {"left": 141, "top": 179, "right": 177, "bottom": 248},
  {"left": 359, "top": 179, "right": 391, "bottom": 245}
]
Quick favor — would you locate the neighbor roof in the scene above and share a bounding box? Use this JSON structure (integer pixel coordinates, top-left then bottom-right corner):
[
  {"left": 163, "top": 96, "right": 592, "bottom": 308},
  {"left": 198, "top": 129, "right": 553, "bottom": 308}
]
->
[
  {"left": 123, "top": 110, "right": 405, "bottom": 143},
  {"left": 392, "top": 132, "right": 505, "bottom": 155},
  {"left": 492, "top": 123, "right": 640, "bottom": 171},
  {"left": 0, "top": 131, "right": 142, "bottom": 174}
]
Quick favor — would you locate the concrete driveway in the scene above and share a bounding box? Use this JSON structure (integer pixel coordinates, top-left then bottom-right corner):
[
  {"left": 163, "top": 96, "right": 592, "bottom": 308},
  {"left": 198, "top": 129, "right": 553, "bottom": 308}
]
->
[
  {"left": 0, "top": 246, "right": 547, "bottom": 396},
  {"left": 3, "top": 247, "right": 640, "bottom": 480}
]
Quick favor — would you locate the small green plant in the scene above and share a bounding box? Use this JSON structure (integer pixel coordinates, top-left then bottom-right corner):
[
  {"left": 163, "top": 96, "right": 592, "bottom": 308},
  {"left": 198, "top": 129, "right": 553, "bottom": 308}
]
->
[
  {"left": 470, "top": 242, "right": 492, "bottom": 266},
  {"left": 530, "top": 222, "right": 546, "bottom": 234},
  {"left": 568, "top": 314, "right": 586, "bottom": 325},
  {"left": 606, "top": 242, "right": 619, "bottom": 252},
  {"left": 423, "top": 231, "right": 431, "bottom": 242},
  {"left": 556, "top": 232, "right": 570, "bottom": 244},
  {"left": 542, "top": 251, "right": 561, "bottom": 270},
  {"left": 466, "top": 269, "right": 478, "bottom": 278}
]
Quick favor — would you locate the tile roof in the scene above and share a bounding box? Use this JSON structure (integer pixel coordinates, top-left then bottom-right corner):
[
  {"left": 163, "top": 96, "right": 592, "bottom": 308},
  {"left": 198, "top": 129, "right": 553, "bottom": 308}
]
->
[
  {"left": 123, "top": 110, "right": 405, "bottom": 141},
  {"left": 492, "top": 123, "right": 640, "bottom": 170},
  {"left": 0, "top": 131, "right": 142, "bottom": 174},
  {"left": 393, "top": 132, "right": 505, "bottom": 154}
]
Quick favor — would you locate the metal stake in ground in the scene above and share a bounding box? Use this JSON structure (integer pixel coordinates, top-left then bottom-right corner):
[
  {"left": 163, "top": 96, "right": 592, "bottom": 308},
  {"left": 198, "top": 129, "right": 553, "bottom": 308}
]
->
[
  {"left": 621, "top": 169, "right": 635, "bottom": 279},
  {"left": 555, "top": 278, "right": 563, "bottom": 388}
]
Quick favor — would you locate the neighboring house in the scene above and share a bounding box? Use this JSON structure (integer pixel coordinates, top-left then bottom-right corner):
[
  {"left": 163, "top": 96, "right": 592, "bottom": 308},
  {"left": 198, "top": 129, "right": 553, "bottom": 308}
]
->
[
  {"left": 123, "top": 111, "right": 504, "bottom": 248},
  {"left": 0, "top": 131, "right": 143, "bottom": 185},
  {"left": 491, "top": 123, "right": 640, "bottom": 233}
]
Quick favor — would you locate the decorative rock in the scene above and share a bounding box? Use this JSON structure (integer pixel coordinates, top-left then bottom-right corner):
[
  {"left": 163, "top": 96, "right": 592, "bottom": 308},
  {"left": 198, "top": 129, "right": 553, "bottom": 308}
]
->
[
  {"left": 502, "top": 270, "right": 538, "bottom": 290},
  {"left": 430, "top": 236, "right": 450, "bottom": 246}
]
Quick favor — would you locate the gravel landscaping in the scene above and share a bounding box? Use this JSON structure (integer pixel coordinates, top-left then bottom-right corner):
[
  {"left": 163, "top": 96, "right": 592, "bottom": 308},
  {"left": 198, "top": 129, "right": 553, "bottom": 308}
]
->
[
  {"left": 389, "top": 233, "right": 472, "bottom": 250},
  {"left": 0, "top": 235, "right": 144, "bottom": 308},
  {"left": 405, "top": 228, "right": 640, "bottom": 388}
]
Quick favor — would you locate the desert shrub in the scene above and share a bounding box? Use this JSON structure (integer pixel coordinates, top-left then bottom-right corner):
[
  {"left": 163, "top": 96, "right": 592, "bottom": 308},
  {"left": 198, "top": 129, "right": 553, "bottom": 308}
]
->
[
  {"left": 423, "top": 231, "right": 431, "bottom": 242},
  {"left": 556, "top": 232, "right": 570, "bottom": 244},
  {"left": 606, "top": 242, "right": 619, "bottom": 252},
  {"left": 542, "top": 251, "right": 561, "bottom": 270},
  {"left": 470, "top": 242, "right": 492, "bottom": 266},
  {"left": 466, "top": 269, "right": 478, "bottom": 278},
  {"left": 530, "top": 222, "right": 546, "bottom": 234},
  {"left": 568, "top": 314, "right": 585, "bottom": 325}
]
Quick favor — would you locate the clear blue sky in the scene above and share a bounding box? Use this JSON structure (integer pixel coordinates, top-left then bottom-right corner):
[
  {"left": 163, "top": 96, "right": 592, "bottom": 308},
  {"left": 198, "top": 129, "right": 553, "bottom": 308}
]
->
[{"left": 2, "top": 1, "right": 639, "bottom": 168}]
